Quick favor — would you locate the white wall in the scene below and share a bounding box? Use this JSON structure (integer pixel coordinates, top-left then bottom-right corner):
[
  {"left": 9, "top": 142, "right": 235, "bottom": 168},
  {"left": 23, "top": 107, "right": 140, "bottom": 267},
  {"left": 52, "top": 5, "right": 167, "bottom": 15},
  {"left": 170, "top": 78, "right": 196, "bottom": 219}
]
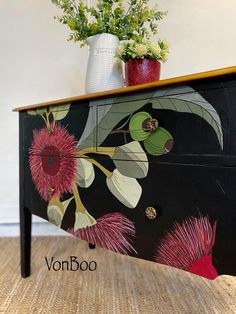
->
[
  {"left": 0, "top": 0, "right": 88, "bottom": 231},
  {"left": 0, "top": 0, "right": 235, "bottom": 234},
  {"left": 157, "top": 0, "right": 236, "bottom": 78}
]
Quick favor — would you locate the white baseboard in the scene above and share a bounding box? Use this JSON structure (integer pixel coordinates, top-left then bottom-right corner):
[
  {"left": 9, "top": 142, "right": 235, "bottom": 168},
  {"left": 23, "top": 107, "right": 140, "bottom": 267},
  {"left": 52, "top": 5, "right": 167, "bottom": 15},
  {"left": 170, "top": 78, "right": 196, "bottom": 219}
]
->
[
  {"left": 0, "top": 206, "right": 48, "bottom": 224},
  {"left": 0, "top": 206, "right": 72, "bottom": 236},
  {"left": 0, "top": 222, "right": 69, "bottom": 237}
]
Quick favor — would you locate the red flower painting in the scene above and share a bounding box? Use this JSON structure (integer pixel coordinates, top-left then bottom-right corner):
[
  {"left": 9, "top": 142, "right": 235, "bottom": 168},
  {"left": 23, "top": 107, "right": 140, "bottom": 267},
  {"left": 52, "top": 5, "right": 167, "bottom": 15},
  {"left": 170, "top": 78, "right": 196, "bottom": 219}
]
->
[
  {"left": 29, "top": 125, "right": 77, "bottom": 201},
  {"left": 154, "top": 216, "right": 218, "bottom": 279},
  {"left": 68, "top": 212, "right": 136, "bottom": 254}
]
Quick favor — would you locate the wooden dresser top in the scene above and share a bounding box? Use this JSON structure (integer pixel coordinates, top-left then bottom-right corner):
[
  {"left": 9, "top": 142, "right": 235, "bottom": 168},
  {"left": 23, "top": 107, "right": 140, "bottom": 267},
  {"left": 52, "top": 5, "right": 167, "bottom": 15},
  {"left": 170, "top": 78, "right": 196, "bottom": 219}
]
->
[{"left": 13, "top": 65, "right": 236, "bottom": 112}]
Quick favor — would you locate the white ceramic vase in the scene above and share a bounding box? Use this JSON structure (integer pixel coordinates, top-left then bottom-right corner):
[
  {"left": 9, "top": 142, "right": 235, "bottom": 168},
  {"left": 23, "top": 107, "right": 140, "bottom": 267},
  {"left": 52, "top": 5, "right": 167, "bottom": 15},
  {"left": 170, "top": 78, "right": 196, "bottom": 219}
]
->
[{"left": 85, "top": 33, "right": 124, "bottom": 93}]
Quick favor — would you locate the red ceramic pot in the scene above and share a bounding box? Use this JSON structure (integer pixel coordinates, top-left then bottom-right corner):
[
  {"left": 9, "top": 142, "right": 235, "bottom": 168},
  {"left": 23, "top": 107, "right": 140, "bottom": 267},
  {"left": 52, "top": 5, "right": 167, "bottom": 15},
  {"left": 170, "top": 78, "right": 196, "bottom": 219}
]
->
[{"left": 125, "top": 58, "right": 161, "bottom": 86}]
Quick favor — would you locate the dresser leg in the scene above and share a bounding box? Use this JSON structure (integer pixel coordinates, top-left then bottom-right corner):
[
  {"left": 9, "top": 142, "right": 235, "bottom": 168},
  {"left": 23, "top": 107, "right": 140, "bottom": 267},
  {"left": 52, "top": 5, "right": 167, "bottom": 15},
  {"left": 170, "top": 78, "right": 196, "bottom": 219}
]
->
[
  {"left": 20, "top": 206, "right": 32, "bottom": 278},
  {"left": 19, "top": 113, "right": 32, "bottom": 278}
]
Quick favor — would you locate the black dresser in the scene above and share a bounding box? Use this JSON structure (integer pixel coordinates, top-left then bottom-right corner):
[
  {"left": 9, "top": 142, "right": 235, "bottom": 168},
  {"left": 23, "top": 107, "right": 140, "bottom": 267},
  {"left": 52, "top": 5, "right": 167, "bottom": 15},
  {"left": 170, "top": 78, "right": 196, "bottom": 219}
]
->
[{"left": 14, "top": 66, "right": 236, "bottom": 279}]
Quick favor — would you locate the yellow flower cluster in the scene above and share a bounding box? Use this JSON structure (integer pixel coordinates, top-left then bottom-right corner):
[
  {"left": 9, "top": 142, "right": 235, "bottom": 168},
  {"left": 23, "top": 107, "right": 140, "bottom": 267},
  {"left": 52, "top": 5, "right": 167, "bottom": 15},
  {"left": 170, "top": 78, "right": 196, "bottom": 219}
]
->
[
  {"left": 135, "top": 44, "right": 148, "bottom": 57},
  {"left": 116, "top": 45, "right": 125, "bottom": 58},
  {"left": 149, "top": 43, "right": 161, "bottom": 55},
  {"left": 115, "top": 38, "right": 169, "bottom": 63}
]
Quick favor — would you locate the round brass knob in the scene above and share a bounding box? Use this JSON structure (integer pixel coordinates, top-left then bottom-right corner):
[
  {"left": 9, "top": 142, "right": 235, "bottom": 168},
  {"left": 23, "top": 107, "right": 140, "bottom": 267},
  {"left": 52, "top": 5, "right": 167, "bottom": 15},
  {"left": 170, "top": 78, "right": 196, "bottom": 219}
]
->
[{"left": 145, "top": 206, "right": 157, "bottom": 220}]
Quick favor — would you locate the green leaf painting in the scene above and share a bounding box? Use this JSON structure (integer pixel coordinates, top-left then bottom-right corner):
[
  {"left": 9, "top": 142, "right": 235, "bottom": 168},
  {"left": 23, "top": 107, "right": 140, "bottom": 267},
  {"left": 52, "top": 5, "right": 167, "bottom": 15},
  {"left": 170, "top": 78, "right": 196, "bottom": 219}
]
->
[
  {"left": 35, "top": 107, "right": 47, "bottom": 115},
  {"left": 51, "top": 103, "right": 71, "bottom": 121},
  {"left": 27, "top": 110, "right": 38, "bottom": 116},
  {"left": 27, "top": 104, "right": 71, "bottom": 128},
  {"left": 78, "top": 86, "right": 223, "bottom": 150},
  {"left": 78, "top": 92, "right": 154, "bottom": 148},
  {"left": 27, "top": 107, "right": 47, "bottom": 116},
  {"left": 151, "top": 86, "right": 223, "bottom": 149}
]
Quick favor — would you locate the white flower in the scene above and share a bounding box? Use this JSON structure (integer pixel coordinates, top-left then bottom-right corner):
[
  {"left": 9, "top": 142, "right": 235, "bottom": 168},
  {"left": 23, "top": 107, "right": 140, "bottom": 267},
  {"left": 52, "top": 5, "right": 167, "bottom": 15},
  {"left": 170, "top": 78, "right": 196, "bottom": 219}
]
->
[
  {"left": 115, "top": 45, "right": 125, "bottom": 58},
  {"left": 113, "top": 141, "right": 149, "bottom": 178},
  {"left": 135, "top": 44, "right": 148, "bottom": 57},
  {"left": 47, "top": 204, "right": 63, "bottom": 227},
  {"left": 106, "top": 169, "right": 142, "bottom": 208},
  {"left": 76, "top": 158, "right": 95, "bottom": 188},
  {"left": 149, "top": 43, "right": 161, "bottom": 56},
  {"left": 74, "top": 210, "right": 97, "bottom": 231},
  {"left": 47, "top": 197, "right": 73, "bottom": 227}
]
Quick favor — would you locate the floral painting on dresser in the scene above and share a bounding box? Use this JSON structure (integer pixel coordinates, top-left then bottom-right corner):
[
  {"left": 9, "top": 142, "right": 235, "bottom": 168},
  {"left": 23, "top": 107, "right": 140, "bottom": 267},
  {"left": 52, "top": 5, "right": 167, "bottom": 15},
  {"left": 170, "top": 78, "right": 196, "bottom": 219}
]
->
[{"left": 26, "top": 84, "right": 229, "bottom": 279}]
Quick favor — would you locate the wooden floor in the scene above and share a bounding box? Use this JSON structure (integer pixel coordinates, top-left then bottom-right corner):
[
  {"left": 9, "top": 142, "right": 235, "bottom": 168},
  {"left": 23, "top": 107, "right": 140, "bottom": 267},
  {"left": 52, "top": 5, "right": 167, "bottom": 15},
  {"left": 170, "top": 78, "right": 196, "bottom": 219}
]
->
[{"left": 0, "top": 236, "right": 235, "bottom": 313}]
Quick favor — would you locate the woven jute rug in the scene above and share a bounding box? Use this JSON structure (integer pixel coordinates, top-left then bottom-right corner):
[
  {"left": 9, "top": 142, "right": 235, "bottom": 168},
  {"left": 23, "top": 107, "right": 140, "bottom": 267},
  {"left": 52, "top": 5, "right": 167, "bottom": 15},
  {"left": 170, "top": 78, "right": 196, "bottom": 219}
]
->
[{"left": 0, "top": 236, "right": 235, "bottom": 314}]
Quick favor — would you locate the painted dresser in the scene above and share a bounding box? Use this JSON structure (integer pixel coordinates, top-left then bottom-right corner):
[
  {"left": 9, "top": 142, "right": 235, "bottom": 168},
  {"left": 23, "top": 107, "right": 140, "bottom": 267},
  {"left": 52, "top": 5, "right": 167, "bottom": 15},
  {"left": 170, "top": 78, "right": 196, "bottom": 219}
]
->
[{"left": 14, "top": 66, "right": 236, "bottom": 279}]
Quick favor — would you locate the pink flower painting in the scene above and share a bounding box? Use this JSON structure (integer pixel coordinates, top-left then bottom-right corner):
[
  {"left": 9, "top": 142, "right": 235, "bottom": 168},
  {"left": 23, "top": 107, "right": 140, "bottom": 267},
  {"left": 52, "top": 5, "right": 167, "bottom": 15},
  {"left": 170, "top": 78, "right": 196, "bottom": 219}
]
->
[
  {"left": 68, "top": 212, "right": 136, "bottom": 254},
  {"left": 29, "top": 125, "right": 77, "bottom": 201},
  {"left": 154, "top": 216, "right": 218, "bottom": 279}
]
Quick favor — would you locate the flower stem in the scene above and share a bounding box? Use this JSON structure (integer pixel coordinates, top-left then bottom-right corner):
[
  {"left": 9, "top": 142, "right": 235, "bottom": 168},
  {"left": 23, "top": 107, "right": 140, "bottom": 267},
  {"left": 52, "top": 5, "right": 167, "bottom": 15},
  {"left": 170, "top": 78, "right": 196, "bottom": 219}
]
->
[
  {"left": 111, "top": 130, "right": 129, "bottom": 134},
  {"left": 72, "top": 184, "right": 86, "bottom": 213},
  {"left": 41, "top": 112, "right": 52, "bottom": 132},
  {"left": 116, "top": 114, "right": 133, "bottom": 130},
  {"left": 40, "top": 114, "right": 48, "bottom": 127},
  {"left": 82, "top": 157, "right": 112, "bottom": 178},
  {"left": 77, "top": 146, "right": 115, "bottom": 158},
  {"left": 46, "top": 112, "right": 51, "bottom": 131},
  {"left": 48, "top": 194, "right": 64, "bottom": 214}
]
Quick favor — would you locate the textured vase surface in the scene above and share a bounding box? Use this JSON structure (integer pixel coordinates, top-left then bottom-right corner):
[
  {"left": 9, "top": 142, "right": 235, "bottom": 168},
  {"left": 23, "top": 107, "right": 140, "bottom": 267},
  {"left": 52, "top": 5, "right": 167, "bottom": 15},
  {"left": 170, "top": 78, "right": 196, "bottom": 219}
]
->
[
  {"left": 85, "top": 33, "right": 124, "bottom": 93},
  {"left": 125, "top": 59, "right": 161, "bottom": 86}
]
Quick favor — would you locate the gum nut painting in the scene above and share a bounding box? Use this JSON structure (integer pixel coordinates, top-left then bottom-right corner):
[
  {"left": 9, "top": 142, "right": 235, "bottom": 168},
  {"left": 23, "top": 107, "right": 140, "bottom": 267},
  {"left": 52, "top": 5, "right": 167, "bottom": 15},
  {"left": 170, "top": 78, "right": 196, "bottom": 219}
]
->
[{"left": 27, "top": 85, "right": 223, "bottom": 278}]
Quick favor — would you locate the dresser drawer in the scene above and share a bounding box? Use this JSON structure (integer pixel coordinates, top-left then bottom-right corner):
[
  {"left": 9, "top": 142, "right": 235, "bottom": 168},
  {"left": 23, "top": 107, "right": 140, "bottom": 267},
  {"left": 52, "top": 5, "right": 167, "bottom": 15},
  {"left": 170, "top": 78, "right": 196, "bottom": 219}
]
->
[
  {"left": 24, "top": 150, "right": 236, "bottom": 276},
  {"left": 23, "top": 82, "right": 236, "bottom": 167},
  {"left": 89, "top": 86, "right": 236, "bottom": 169},
  {"left": 76, "top": 161, "right": 236, "bottom": 276}
]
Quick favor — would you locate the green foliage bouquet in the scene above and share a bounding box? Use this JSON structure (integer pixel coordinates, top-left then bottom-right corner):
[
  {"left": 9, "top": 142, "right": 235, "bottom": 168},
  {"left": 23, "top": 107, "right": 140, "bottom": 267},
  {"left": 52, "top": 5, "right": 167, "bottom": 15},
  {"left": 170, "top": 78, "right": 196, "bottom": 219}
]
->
[
  {"left": 115, "top": 39, "right": 169, "bottom": 62},
  {"left": 51, "top": 0, "right": 167, "bottom": 46}
]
